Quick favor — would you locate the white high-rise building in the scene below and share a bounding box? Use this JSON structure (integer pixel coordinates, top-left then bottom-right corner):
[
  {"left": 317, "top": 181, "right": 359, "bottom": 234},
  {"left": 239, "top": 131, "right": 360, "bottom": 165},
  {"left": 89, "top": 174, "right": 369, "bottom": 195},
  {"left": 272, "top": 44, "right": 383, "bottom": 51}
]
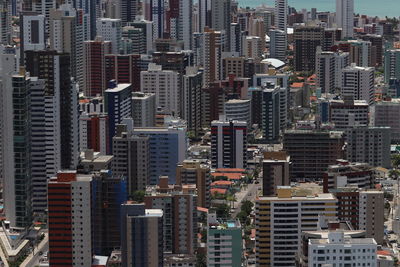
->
[
  {"left": 275, "top": 0, "right": 287, "bottom": 32},
  {"left": 140, "top": 63, "right": 180, "bottom": 116},
  {"left": 336, "top": 0, "right": 354, "bottom": 39},
  {"left": 269, "top": 29, "right": 286, "bottom": 61},
  {"left": 96, "top": 18, "right": 122, "bottom": 54},
  {"left": 308, "top": 232, "right": 377, "bottom": 267},
  {"left": 49, "top": 4, "right": 84, "bottom": 91},
  {"left": 243, "top": 36, "right": 263, "bottom": 60},
  {"left": 224, "top": 99, "right": 251, "bottom": 128},
  {"left": 316, "top": 47, "right": 350, "bottom": 93},
  {"left": 256, "top": 187, "right": 337, "bottom": 267},
  {"left": 132, "top": 92, "right": 156, "bottom": 127},
  {"left": 341, "top": 63, "right": 375, "bottom": 104},
  {"left": 20, "top": 13, "right": 46, "bottom": 61}
]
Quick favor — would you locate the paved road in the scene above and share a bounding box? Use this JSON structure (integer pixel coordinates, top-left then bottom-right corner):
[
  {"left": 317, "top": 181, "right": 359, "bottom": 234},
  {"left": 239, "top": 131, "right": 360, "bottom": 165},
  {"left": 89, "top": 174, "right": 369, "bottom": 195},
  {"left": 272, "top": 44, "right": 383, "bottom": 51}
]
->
[
  {"left": 20, "top": 235, "right": 48, "bottom": 267},
  {"left": 232, "top": 180, "right": 262, "bottom": 217}
]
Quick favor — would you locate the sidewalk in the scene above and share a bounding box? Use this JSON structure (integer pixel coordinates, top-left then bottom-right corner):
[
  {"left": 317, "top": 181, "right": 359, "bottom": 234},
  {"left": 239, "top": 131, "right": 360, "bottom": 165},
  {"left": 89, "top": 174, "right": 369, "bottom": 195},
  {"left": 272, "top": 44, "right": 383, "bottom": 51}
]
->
[{"left": 20, "top": 233, "right": 48, "bottom": 267}]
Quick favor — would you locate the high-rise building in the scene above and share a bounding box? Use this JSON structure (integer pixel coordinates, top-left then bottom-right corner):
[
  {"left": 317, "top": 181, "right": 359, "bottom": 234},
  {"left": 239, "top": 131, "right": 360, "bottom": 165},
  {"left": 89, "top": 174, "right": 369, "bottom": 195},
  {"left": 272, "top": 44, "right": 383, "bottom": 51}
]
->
[
  {"left": 283, "top": 129, "right": 345, "bottom": 179},
  {"left": 346, "top": 126, "right": 391, "bottom": 168},
  {"left": 275, "top": 0, "right": 287, "bottom": 32},
  {"left": 104, "top": 82, "right": 132, "bottom": 152},
  {"left": 224, "top": 99, "right": 251, "bottom": 128},
  {"left": 132, "top": 92, "right": 156, "bottom": 127},
  {"left": 294, "top": 25, "right": 324, "bottom": 71},
  {"left": 243, "top": 36, "right": 263, "bottom": 60},
  {"left": 143, "top": 0, "right": 165, "bottom": 40},
  {"left": 341, "top": 64, "right": 375, "bottom": 104},
  {"left": 1, "top": 70, "right": 32, "bottom": 228},
  {"left": 105, "top": 54, "right": 143, "bottom": 92},
  {"left": 0, "top": 1, "right": 11, "bottom": 44},
  {"left": 331, "top": 187, "right": 384, "bottom": 244},
  {"left": 182, "top": 66, "right": 203, "bottom": 136},
  {"left": 256, "top": 187, "right": 337, "bottom": 267},
  {"left": 207, "top": 213, "right": 242, "bottom": 267},
  {"left": 112, "top": 124, "right": 150, "bottom": 193},
  {"left": 360, "top": 34, "right": 383, "bottom": 67},
  {"left": 132, "top": 126, "right": 187, "bottom": 184},
  {"left": 211, "top": 0, "right": 231, "bottom": 51},
  {"left": 269, "top": 29, "right": 286, "bottom": 61},
  {"left": 129, "top": 19, "right": 154, "bottom": 53},
  {"left": 384, "top": 48, "right": 400, "bottom": 84},
  {"left": 167, "top": 0, "right": 193, "bottom": 50},
  {"left": 118, "top": 0, "right": 139, "bottom": 25},
  {"left": 211, "top": 119, "right": 247, "bottom": 169},
  {"left": 203, "top": 28, "right": 225, "bottom": 87},
  {"left": 121, "top": 25, "right": 146, "bottom": 54},
  {"left": 323, "top": 160, "right": 375, "bottom": 192},
  {"left": 20, "top": 12, "right": 45, "bottom": 64},
  {"left": 328, "top": 99, "right": 369, "bottom": 130},
  {"left": 262, "top": 151, "right": 290, "bottom": 196},
  {"left": 120, "top": 202, "right": 164, "bottom": 267},
  {"left": 176, "top": 159, "right": 211, "bottom": 208},
  {"left": 315, "top": 47, "right": 350, "bottom": 93},
  {"left": 262, "top": 86, "right": 281, "bottom": 143},
  {"left": 96, "top": 18, "right": 122, "bottom": 54},
  {"left": 308, "top": 232, "right": 377, "bottom": 266},
  {"left": 336, "top": 0, "right": 354, "bottom": 39},
  {"left": 145, "top": 177, "right": 197, "bottom": 254},
  {"left": 92, "top": 171, "right": 128, "bottom": 256},
  {"left": 371, "top": 99, "right": 400, "bottom": 143},
  {"left": 48, "top": 171, "right": 93, "bottom": 266},
  {"left": 29, "top": 76, "right": 63, "bottom": 213},
  {"left": 84, "top": 37, "right": 112, "bottom": 96},
  {"left": 347, "top": 40, "right": 372, "bottom": 67},
  {"left": 197, "top": 0, "right": 211, "bottom": 32},
  {"left": 79, "top": 113, "right": 109, "bottom": 155},
  {"left": 25, "top": 50, "right": 80, "bottom": 171},
  {"left": 140, "top": 63, "right": 180, "bottom": 116},
  {"left": 49, "top": 4, "right": 84, "bottom": 90}
]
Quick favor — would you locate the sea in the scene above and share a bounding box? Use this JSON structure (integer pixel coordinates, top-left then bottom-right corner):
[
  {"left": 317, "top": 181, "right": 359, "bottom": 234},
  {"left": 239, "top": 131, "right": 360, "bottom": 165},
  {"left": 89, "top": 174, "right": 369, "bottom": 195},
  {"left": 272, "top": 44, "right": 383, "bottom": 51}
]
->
[{"left": 237, "top": 0, "right": 400, "bottom": 18}]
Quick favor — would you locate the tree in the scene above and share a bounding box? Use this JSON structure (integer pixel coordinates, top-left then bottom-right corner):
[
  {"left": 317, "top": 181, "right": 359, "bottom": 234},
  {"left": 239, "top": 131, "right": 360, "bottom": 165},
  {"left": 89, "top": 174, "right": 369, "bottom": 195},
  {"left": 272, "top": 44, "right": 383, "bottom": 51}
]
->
[
  {"left": 216, "top": 204, "right": 230, "bottom": 219},
  {"left": 389, "top": 169, "right": 400, "bottom": 180},
  {"left": 131, "top": 190, "right": 145, "bottom": 202},
  {"left": 391, "top": 154, "right": 400, "bottom": 168},
  {"left": 236, "top": 210, "right": 248, "bottom": 225},
  {"left": 196, "top": 251, "right": 207, "bottom": 267},
  {"left": 241, "top": 200, "right": 254, "bottom": 216}
]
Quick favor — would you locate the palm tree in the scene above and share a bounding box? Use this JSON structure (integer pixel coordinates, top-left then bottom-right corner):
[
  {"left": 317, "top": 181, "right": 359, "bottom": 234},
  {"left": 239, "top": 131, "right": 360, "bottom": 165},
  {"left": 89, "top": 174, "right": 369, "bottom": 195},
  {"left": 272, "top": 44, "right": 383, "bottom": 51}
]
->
[{"left": 226, "top": 194, "right": 237, "bottom": 209}]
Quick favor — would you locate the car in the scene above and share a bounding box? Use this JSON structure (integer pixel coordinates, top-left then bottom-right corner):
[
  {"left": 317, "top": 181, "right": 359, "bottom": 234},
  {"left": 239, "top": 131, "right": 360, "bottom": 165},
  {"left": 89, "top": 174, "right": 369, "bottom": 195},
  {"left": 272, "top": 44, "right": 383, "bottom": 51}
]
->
[
  {"left": 255, "top": 181, "right": 259, "bottom": 184},
  {"left": 396, "top": 217, "right": 400, "bottom": 220}
]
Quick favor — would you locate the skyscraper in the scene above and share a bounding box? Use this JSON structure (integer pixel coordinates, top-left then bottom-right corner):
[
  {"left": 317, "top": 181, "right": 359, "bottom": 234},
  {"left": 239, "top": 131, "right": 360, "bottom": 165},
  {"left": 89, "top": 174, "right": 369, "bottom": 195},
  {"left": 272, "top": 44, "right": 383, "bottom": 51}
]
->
[
  {"left": 274, "top": 0, "right": 287, "bottom": 32},
  {"left": 1, "top": 70, "right": 32, "bottom": 228},
  {"left": 120, "top": 202, "right": 164, "bottom": 267},
  {"left": 25, "top": 50, "right": 80, "bottom": 171},
  {"left": 336, "top": 0, "right": 354, "bottom": 39},
  {"left": 211, "top": 118, "right": 247, "bottom": 169},
  {"left": 96, "top": 18, "right": 122, "bottom": 54},
  {"left": 211, "top": 0, "right": 231, "bottom": 51},
  {"left": 49, "top": 4, "right": 85, "bottom": 91},
  {"left": 143, "top": 0, "right": 164, "bottom": 40},
  {"left": 48, "top": 171, "right": 93, "bottom": 266},
  {"left": 341, "top": 64, "right": 375, "bottom": 104},
  {"left": 84, "top": 37, "right": 112, "bottom": 96},
  {"left": 167, "top": 0, "right": 193, "bottom": 50}
]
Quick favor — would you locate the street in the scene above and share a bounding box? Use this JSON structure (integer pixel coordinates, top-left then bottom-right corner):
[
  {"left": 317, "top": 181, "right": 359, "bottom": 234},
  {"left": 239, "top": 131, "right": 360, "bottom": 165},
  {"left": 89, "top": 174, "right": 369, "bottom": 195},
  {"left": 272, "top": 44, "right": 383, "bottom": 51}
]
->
[
  {"left": 20, "top": 234, "right": 48, "bottom": 267},
  {"left": 232, "top": 178, "right": 262, "bottom": 217}
]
